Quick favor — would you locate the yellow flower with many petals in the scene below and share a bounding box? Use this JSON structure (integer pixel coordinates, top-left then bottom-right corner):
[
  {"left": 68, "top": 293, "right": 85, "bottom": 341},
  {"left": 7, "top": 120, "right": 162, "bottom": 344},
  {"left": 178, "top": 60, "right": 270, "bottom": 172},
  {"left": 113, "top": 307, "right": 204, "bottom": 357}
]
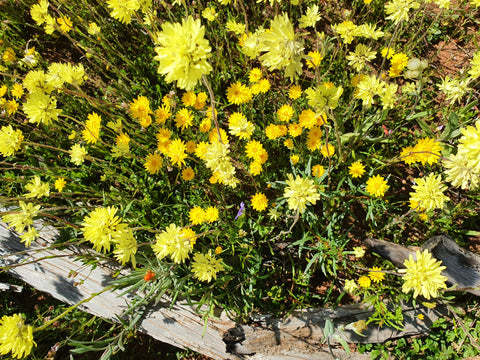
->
[
  {"left": 251, "top": 192, "right": 268, "bottom": 211},
  {"left": 82, "top": 112, "right": 101, "bottom": 144},
  {"left": 0, "top": 125, "right": 23, "bottom": 157},
  {"left": 369, "top": 266, "right": 385, "bottom": 283},
  {"left": 283, "top": 174, "right": 320, "bottom": 213},
  {"left": 144, "top": 153, "right": 163, "bottom": 175},
  {"left": 399, "top": 249, "right": 447, "bottom": 299},
  {"left": 349, "top": 161, "right": 366, "bottom": 178},
  {"left": 191, "top": 251, "right": 224, "bottom": 282},
  {"left": 409, "top": 173, "right": 449, "bottom": 212},
  {"left": 365, "top": 175, "right": 388, "bottom": 197},
  {"left": 154, "top": 16, "right": 212, "bottom": 90},
  {"left": 0, "top": 313, "right": 35, "bottom": 359}
]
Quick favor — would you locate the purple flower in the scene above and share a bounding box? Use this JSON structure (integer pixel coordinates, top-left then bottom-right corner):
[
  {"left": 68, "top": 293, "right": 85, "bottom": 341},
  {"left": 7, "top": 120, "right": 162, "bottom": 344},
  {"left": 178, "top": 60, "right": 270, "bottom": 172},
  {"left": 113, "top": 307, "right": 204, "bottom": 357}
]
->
[{"left": 235, "top": 202, "right": 245, "bottom": 220}]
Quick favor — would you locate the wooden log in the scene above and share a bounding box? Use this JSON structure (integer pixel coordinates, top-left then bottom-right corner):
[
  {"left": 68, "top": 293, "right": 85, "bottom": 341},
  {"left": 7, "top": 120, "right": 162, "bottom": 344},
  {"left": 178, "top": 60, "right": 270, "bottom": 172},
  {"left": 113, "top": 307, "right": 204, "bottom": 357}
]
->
[{"left": 0, "top": 219, "right": 452, "bottom": 359}]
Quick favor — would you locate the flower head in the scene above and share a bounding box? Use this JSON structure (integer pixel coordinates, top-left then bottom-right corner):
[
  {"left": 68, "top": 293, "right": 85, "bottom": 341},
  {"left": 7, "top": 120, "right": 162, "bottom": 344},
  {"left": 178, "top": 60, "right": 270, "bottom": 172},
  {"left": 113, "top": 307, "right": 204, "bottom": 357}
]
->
[
  {"left": 0, "top": 125, "right": 23, "bottom": 157},
  {"left": 82, "top": 206, "right": 124, "bottom": 253},
  {"left": 24, "top": 175, "right": 50, "bottom": 199},
  {"left": 283, "top": 174, "right": 320, "bottom": 213},
  {"left": 152, "top": 224, "right": 194, "bottom": 263},
  {"left": 369, "top": 266, "right": 385, "bottom": 283},
  {"left": 82, "top": 112, "right": 101, "bottom": 144},
  {"left": 154, "top": 16, "right": 212, "bottom": 90},
  {"left": 344, "top": 279, "right": 358, "bottom": 293},
  {"left": 251, "top": 192, "right": 268, "bottom": 211},
  {"left": 349, "top": 161, "right": 366, "bottom": 178},
  {"left": 399, "top": 249, "right": 447, "bottom": 299},
  {"left": 54, "top": 177, "right": 66, "bottom": 192},
  {"left": 258, "top": 14, "right": 304, "bottom": 80},
  {"left": 409, "top": 173, "right": 449, "bottom": 212},
  {"left": 365, "top": 175, "right": 388, "bottom": 197},
  {"left": 191, "top": 251, "right": 224, "bottom": 282},
  {"left": 112, "top": 226, "right": 137, "bottom": 266},
  {"left": 226, "top": 82, "right": 252, "bottom": 105},
  {"left": 23, "top": 92, "right": 62, "bottom": 125},
  {"left": 358, "top": 275, "right": 371, "bottom": 288},
  {"left": 181, "top": 167, "right": 195, "bottom": 181},
  {"left": 0, "top": 313, "right": 35, "bottom": 358},
  {"left": 2, "top": 201, "right": 41, "bottom": 233},
  {"left": 144, "top": 153, "right": 163, "bottom": 175},
  {"left": 70, "top": 144, "right": 88, "bottom": 165}
]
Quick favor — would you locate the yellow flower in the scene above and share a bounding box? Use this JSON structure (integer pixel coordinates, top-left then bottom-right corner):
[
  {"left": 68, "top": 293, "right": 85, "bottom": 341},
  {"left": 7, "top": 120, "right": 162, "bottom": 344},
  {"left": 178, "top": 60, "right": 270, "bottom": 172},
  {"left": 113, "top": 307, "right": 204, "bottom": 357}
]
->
[
  {"left": 154, "top": 16, "right": 212, "bottom": 90},
  {"left": 181, "top": 167, "right": 195, "bottom": 181},
  {"left": 24, "top": 175, "right": 50, "bottom": 199},
  {"left": 248, "top": 68, "right": 263, "bottom": 83},
  {"left": 299, "top": 4, "right": 321, "bottom": 29},
  {"left": 409, "top": 173, "right": 449, "bottom": 212},
  {"left": 129, "top": 96, "right": 152, "bottom": 127},
  {"left": 11, "top": 84, "right": 24, "bottom": 99},
  {"left": 349, "top": 161, "right": 366, "bottom": 178},
  {"left": 320, "top": 143, "right": 335, "bottom": 157},
  {"left": 204, "top": 206, "right": 219, "bottom": 223},
  {"left": 228, "top": 112, "right": 255, "bottom": 139},
  {"left": 251, "top": 192, "right": 268, "bottom": 211},
  {"left": 152, "top": 224, "right": 193, "bottom": 264},
  {"left": 283, "top": 174, "right": 320, "bottom": 213},
  {"left": 344, "top": 279, "right": 358, "bottom": 293},
  {"left": 155, "top": 105, "right": 171, "bottom": 124},
  {"left": 181, "top": 91, "right": 197, "bottom": 107},
  {"left": 54, "top": 177, "right": 66, "bottom": 192},
  {"left": 226, "top": 82, "right": 252, "bottom": 105},
  {"left": 306, "top": 50, "right": 323, "bottom": 68},
  {"left": 57, "top": 16, "right": 72, "bottom": 32},
  {"left": 284, "top": 139, "right": 294, "bottom": 150},
  {"left": 298, "top": 109, "right": 317, "bottom": 129},
  {"left": 82, "top": 206, "right": 124, "bottom": 253},
  {"left": 175, "top": 108, "right": 194, "bottom": 130},
  {"left": 368, "top": 266, "right": 385, "bottom": 283},
  {"left": 6, "top": 100, "right": 19, "bottom": 115},
  {"left": 23, "top": 92, "right": 62, "bottom": 125},
  {"left": 215, "top": 246, "right": 223, "bottom": 254},
  {"left": 399, "top": 249, "right": 447, "bottom": 299},
  {"left": 70, "top": 144, "right": 88, "bottom": 165},
  {"left": 290, "top": 154, "right": 300, "bottom": 165},
  {"left": 202, "top": 7, "right": 218, "bottom": 22},
  {"left": 20, "top": 226, "right": 39, "bottom": 247},
  {"left": 112, "top": 226, "right": 137, "bottom": 266},
  {"left": 353, "top": 246, "right": 365, "bottom": 258},
  {"left": 365, "top": 175, "right": 389, "bottom": 197},
  {"left": 385, "top": 0, "right": 421, "bottom": 25},
  {"left": 0, "top": 313, "right": 35, "bottom": 359},
  {"left": 277, "top": 104, "right": 294, "bottom": 122},
  {"left": 443, "top": 153, "right": 480, "bottom": 190},
  {"left": 189, "top": 206, "right": 205, "bottom": 225},
  {"left": 288, "top": 85, "right": 302, "bottom": 100},
  {"left": 30, "top": 0, "right": 49, "bottom": 25},
  {"left": 0, "top": 125, "right": 23, "bottom": 157},
  {"left": 2, "top": 201, "right": 41, "bottom": 233},
  {"left": 458, "top": 119, "right": 480, "bottom": 172},
  {"left": 106, "top": 0, "right": 140, "bottom": 24},
  {"left": 312, "top": 164, "right": 325, "bottom": 178},
  {"left": 82, "top": 112, "right": 101, "bottom": 144},
  {"left": 258, "top": 14, "right": 304, "bottom": 80},
  {"left": 144, "top": 153, "right": 163, "bottom": 175},
  {"left": 191, "top": 251, "right": 224, "bottom": 282},
  {"left": 358, "top": 275, "right": 371, "bottom": 288},
  {"left": 166, "top": 139, "right": 188, "bottom": 167}
]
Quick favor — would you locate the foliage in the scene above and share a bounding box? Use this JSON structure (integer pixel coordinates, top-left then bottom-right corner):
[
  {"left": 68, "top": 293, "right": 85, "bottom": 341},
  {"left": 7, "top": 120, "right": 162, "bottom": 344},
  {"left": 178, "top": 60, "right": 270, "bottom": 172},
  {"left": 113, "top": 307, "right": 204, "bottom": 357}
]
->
[{"left": 1, "top": 0, "right": 480, "bottom": 358}]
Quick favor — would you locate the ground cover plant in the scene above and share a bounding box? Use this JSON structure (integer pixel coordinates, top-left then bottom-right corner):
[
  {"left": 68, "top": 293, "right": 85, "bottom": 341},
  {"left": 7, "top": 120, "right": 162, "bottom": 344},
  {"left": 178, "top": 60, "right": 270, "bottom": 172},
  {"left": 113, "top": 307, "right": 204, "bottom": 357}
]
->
[{"left": 1, "top": 0, "right": 480, "bottom": 358}]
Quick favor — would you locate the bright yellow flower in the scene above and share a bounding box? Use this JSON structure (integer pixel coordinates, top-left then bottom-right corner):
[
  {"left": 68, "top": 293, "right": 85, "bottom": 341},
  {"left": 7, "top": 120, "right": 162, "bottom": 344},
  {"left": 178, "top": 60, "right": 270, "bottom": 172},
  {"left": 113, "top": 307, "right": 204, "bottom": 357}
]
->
[
  {"left": 320, "top": 143, "right": 335, "bottom": 157},
  {"left": 144, "top": 153, "right": 163, "bottom": 175},
  {"left": 248, "top": 68, "right": 263, "bottom": 83},
  {"left": 306, "top": 50, "right": 323, "bottom": 69},
  {"left": 228, "top": 112, "right": 255, "bottom": 139},
  {"left": 154, "top": 16, "right": 212, "bottom": 90},
  {"left": 312, "top": 164, "right": 325, "bottom": 178},
  {"left": 23, "top": 92, "right": 62, "bottom": 125},
  {"left": 175, "top": 108, "right": 194, "bottom": 130},
  {"left": 166, "top": 139, "right": 188, "bottom": 167},
  {"left": 82, "top": 206, "right": 124, "bottom": 253},
  {"left": 189, "top": 206, "right": 205, "bottom": 225},
  {"left": 349, "top": 161, "right": 366, "bottom": 178},
  {"left": 82, "top": 112, "right": 101, "bottom": 144},
  {"left": 57, "top": 16, "right": 72, "bottom": 32},
  {"left": 24, "top": 175, "right": 50, "bottom": 199},
  {"left": 251, "top": 192, "right": 268, "bottom": 211},
  {"left": 409, "top": 173, "right": 449, "bottom": 212},
  {"left": 277, "top": 104, "right": 294, "bottom": 122},
  {"left": 0, "top": 125, "right": 23, "bottom": 157},
  {"left": 288, "top": 85, "right": 302, "bottom": 99},
  {"left": 399, "top": 249, "right": 447, "bottom": 299},
  {"left": 369, "top": 266, "right": 385, "bottom": 283},
  {"left": 54, "top": 177, "right": 66, "bottom": 192},
  {"left": 0, "top": 313, "right": 35, "bottom": 358},
  {"left": 11, "top": 84, "right": 24, "bottom": 99},
  {"left": 226, "top": 82, "right": 252, "bottom": 104},
  {"left": 358, "top": 275, "right": 371, "bottom": 288},
  {"left": 204, "top": 206, "right": 219, "bottom": 223},
  {"left": 181, "top": 167, "right": 195, "bottom": 181},
  {"left": 152, "top": 224, "right": 193, "bottom": 264},
  {"left": 365, "top": 175, "right": 388, "bottom": 197}
]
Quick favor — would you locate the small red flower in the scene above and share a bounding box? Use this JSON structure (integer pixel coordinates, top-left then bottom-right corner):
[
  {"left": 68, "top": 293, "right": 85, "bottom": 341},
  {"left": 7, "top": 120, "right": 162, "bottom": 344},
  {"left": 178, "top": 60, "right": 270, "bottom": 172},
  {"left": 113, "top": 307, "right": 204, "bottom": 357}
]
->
[{"left": 143, "top": 270, "right": 155, "bottom": 281}]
